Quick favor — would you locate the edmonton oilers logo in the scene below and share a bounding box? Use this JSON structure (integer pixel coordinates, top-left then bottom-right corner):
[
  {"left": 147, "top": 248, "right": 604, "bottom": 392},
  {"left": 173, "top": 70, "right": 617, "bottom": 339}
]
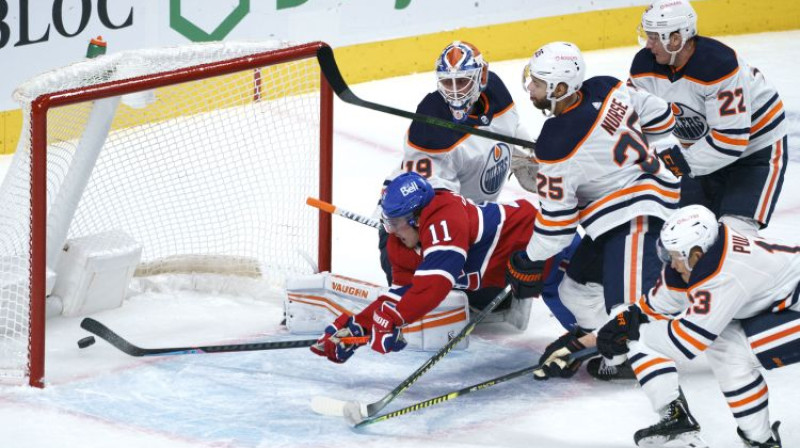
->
[
  {"left": 671, "top": 103, "right": 709, "bottom": 142},
  {"left": 480, "top": 143, "right": 510, "bottom": 195}
]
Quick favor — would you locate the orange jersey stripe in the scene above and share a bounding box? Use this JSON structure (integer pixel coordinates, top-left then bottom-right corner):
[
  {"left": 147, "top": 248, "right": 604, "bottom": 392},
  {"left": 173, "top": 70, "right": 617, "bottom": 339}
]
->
[
  {"left": 671, "top": 320, "right": 707, "bottom": 352},
  {"left": 711, "top": 130, "right": 748, "bottom": 146},
  {"left": 638, "top": 296, "right": 669, "bottom": 320},
  {"left": 633, "top": 357, "right": 671, "bottom": 376},
  {"left": 750, "top": 322, "right": 800, "bottom": 349},
  {"left": 643, "top": 115, "right": 675, "bottom": 132},
  {"left": 728, "top": 386, "right": 768, "bottom": 408},
  {"left": 757, "top": 139, "right": 783, "bottom": 223},
  {"left": 751, "top": 100, "right": 784, "bottom": 134}
]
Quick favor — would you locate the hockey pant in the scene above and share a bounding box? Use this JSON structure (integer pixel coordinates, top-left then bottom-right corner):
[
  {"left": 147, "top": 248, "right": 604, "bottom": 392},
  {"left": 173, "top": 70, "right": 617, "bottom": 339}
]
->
[{"left": 284, "top": 272, "right": 469, "bottom": 351}]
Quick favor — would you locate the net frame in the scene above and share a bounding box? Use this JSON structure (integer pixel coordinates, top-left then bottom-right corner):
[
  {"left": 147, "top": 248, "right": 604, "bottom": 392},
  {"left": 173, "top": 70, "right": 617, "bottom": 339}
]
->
[{"left": 13, "top": 41, "right": 333, "bottom": 387}]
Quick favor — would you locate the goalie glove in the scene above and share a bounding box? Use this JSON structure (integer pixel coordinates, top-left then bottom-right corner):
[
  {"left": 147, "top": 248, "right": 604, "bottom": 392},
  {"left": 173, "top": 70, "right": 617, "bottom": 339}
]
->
[
  {"left": 370, "top": 302, "right": 407, "bottom": 354},
  {"left": 310, "top": 314, "right": 366, "bottom": 364},
  {"left": 533, "top": 327, "right": 588, "bottom": 380},
  {"left": 510, "top": 146, "right": 539, "bottom": 194}
]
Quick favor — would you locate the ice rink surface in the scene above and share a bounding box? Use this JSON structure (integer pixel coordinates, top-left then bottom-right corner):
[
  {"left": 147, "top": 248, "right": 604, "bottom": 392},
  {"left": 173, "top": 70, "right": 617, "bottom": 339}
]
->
[{"left": 1, "top": 31, "right": 799, "bottom": 447}]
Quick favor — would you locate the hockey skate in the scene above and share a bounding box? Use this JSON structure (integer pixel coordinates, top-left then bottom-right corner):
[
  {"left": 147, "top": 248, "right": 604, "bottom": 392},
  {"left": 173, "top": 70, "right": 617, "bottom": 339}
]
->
[
  {"left": 737, "top": 421, "right": 782, "bottom": 447},
  {"left": 586, "top": 357, "right": 636, "bottom": 381},
  {"left": 634, "top": 391, "right": 708, "bottom": 448}
]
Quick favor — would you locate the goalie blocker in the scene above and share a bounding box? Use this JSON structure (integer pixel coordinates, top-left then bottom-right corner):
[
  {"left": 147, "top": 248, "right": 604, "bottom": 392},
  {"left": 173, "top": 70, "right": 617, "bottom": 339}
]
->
[{"left": 285, "top": 272, "right": 475, "bottom": 351}]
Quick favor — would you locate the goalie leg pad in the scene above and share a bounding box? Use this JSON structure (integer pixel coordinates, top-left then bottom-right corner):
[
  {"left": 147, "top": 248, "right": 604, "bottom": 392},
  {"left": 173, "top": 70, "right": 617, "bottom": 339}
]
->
[
  {"left": 285, "top": 272, "right": 386, "bottom": 334},
  {"left": 402, "top": 290, "right": 470, "bottom": 351}
]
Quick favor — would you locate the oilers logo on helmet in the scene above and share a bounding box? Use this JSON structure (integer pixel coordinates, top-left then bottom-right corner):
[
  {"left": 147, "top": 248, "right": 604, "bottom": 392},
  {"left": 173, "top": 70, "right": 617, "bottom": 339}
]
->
[
  {"left": 670, "top": 102, "right": 708, "bottom": 142},
  {"left": 480, "top": 143, "right": 510, "bottom": 195}
]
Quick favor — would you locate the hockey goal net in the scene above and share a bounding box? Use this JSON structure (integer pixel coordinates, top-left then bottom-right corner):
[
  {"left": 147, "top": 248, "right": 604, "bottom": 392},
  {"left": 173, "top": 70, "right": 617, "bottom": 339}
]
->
[{"left": 0, "top": 41, "right": 333, "bottom": 387}]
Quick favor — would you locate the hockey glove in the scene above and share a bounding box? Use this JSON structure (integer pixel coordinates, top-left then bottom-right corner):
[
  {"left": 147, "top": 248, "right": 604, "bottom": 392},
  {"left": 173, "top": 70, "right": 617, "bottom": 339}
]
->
[
  {"left": 310, "top": 314, "right": 366, "bottom": 364},
  {"left": 506, "top": 251, "right": 546, "bottom": 298},
  {"left": 657, "top": 145, "right": 691, "bottom": 178},
  {"left": 370, "top": 302, "right": 407, "bottom": 354},
  {"left": 533, "top": 327, "right": 589, "bottom": 380},
  {"left": 597, "top": 305, "right": 649, "bottom": 358}
]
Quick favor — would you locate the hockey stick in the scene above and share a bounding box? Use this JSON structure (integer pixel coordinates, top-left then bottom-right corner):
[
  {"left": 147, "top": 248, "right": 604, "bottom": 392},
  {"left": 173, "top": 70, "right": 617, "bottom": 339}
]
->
[
  {"left": 80, "top": 317, "right": 368, "bottom": 357},
  {"left": 355, "top": 347, "right": 599, "bottom": 427},
  {"left": 306, "top": 197, "right": 380, "bottom": 229},
  {"left": 315, "top": 46, "right": 536, "bottom": 150},
  {"left": 310, "top": 285, "right": 513, "bottom": 424}
]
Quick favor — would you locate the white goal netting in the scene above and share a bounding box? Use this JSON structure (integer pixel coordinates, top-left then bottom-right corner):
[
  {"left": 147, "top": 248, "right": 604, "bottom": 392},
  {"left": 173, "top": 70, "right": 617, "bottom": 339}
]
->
[{"left": 0, "top": 41, "right": 331, "bottom": 385}]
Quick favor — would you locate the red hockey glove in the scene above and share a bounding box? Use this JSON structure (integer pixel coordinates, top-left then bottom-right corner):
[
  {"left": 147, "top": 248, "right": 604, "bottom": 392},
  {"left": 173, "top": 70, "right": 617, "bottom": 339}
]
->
[
  {"left": 310, "top": 314, "right": 367, "bottom": 363},
  {"left": 370, "top": 302, "right": 407, "bottom": 354}
]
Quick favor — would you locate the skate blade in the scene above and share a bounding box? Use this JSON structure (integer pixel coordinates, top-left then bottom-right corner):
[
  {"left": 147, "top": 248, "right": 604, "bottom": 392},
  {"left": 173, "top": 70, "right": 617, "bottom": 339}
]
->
[{"left": 636, "top": 431, "right": 708, "bottom": 448}]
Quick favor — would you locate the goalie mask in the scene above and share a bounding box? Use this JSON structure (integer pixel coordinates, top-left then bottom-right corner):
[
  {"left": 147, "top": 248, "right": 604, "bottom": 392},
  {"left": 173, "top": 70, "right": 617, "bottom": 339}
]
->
[
  {"left": 380, "top": 172, "right": 435, "bottom": 233},
  {"left": 435, "top": 41, "right": 489, "bottom": 123},
  {"left": 657, "top": 205, "right": 718, "bottom": 271},
  {"left": 522, "top": 42, "right": 585, "bottom": 116},
  {"left": 638, "top": 0, "right": 698, "bottom": 65}
]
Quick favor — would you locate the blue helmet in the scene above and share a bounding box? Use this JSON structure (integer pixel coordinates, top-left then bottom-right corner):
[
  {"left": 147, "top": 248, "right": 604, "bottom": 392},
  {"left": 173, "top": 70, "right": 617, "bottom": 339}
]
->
[{"left": 381, "top": 172, "right": 435, "bottom": 230}]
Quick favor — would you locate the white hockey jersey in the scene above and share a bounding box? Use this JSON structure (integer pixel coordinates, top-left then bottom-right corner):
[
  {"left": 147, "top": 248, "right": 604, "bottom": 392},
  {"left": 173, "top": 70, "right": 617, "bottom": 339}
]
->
[
  {"left": 637, "top": 224, "right": 800, "bottom": 361},
  {"left": 387, "top": 71, "right": 527, "bottom": 203},
  {"left": 525, "top": 76, "right": 681, "bottom": 261},
  {"left": 629, "top": 36, "right": 786, "bottom": 176}
]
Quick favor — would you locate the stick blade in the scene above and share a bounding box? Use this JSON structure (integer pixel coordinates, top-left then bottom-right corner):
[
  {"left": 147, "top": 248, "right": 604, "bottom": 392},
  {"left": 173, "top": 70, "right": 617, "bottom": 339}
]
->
[{"left": 310, "top": 396, "right": 349, "bottom": 416}]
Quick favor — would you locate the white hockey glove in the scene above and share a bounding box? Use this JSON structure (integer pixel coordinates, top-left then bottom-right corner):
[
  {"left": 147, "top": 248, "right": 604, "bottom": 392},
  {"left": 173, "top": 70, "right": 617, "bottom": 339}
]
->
[{"left": 510, "top": 146, "right": 539, "bottom": 194}]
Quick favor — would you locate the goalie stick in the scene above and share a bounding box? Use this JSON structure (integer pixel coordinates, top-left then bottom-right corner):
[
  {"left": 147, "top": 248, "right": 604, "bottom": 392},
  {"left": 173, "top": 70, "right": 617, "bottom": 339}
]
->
[
  {"left": 315, "top": 45, "right": 537, "bottom": 150},
  {"left": 355, "top": 347, "right": 599, "bottom": 427},
  {"left": 80, "top": 317, "right": 368, "bottom": 357},
  {"left": 306, "top": 197, "right": 380, "bottom": 229},
  {"left": 310, "top": 285, "right": 512, "bottom": 425}
]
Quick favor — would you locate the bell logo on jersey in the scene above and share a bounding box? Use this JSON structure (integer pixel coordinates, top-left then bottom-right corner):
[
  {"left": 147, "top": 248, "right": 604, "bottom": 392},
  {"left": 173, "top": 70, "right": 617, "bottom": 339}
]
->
[
  {"left": 671, "top": 102, "right": 709, "bottom": 142},
  {"left": 480, "top": 143, "right": 510, "bottom": 195}
]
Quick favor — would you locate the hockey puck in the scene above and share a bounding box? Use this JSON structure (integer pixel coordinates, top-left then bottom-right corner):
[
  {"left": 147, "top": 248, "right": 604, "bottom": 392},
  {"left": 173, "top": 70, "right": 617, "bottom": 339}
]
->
[{"left": 77, "top": 336, "right": 96, "bottom": 349}]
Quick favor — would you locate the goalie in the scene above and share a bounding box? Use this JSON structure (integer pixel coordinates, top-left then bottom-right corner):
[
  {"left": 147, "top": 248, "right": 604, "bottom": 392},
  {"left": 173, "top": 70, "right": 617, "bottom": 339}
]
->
[{"left": 306, "top": 172, "right": 576, "bottom": 363}]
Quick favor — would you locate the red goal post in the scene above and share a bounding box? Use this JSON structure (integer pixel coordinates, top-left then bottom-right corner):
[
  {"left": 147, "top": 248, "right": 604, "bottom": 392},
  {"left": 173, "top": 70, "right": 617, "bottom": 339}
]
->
[{"left": 1, "top": 41, "right": 333, "bottom": 387}]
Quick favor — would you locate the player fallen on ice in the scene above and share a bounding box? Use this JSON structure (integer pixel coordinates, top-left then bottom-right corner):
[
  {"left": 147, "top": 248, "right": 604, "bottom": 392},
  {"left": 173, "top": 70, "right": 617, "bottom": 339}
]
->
[
  {"left": 308, "top": 172, "right": 574, "bottom": 363},
  {"left": 596, "top": 205, "right": 794, "bottom": 447}
]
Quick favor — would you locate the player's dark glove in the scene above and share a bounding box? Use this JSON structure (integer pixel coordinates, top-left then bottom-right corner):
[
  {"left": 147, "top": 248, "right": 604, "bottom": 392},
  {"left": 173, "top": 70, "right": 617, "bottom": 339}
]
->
[
  {"left": 310, "top": 314, "right": 366, "bottom": 363},
  {"left": 597, "top": 305, "right": 649, "bottom": 358},
  {"left": 657, "top": 145, "right": 691, "bottom": 177},
  {"left": 506, "top": 251, "right": 546, "bottom": 298},
  {"left": 533, "top": 327, "right": 589, "bottom": 380}
]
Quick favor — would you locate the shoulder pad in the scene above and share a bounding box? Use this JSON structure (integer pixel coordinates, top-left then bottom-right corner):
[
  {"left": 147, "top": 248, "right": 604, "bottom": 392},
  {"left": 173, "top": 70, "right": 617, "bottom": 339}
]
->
[
  {"left": 483, "top": 71, "right": 514, "bottom": 115},
  {"left": 629, "top": 48, "right": 659, "bottom": 77},
  {"left": 407, "top": 93, "right": 465, "bottom": 151},
  {"left": 664, "top": 266, "right": 688, "bottom": 290},
  {"left": 536, "top": 77, "right": 616, "bottom": 162},
  {"left": 683, "top": 37, "right": 739, "bottom": 83},
  {"left": 688, "top": 224, "right": 727, "bottom": 285}
]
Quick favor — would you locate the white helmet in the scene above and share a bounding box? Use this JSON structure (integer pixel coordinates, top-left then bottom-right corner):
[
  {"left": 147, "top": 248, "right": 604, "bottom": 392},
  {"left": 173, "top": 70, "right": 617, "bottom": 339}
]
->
[
  {"left": 658, "top": 205, "right": 718, "bottom": 270},
  {"left": 522, "top": 42, "right": 585, "bottom": 115},
  {"left": 435, "top": 41, "right": 489, "bottom": 123},
  {"left": 639, "top": 0, "right": 698, "bottom": 63}
]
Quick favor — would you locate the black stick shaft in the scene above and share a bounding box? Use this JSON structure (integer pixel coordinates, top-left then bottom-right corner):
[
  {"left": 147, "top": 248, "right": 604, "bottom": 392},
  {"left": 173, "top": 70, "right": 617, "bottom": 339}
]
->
[
  {"left": 315, "top": 46, "right": 536, "bottom": 150},
  {"left": 356, "top": 347, "right": 599, "bottom": 427},
  {"left": 363, "top": 285, "right": 512, "bottom": 417},
  {"left": 80, "top": 318, "right": 316, "bottom": 357}
]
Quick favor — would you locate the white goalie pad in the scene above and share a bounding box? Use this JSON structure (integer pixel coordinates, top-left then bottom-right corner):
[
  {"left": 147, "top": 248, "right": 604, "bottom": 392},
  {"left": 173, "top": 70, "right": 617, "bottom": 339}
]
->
[{"left": 285, "top": 273, "right": 470, "bottom": 351}]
